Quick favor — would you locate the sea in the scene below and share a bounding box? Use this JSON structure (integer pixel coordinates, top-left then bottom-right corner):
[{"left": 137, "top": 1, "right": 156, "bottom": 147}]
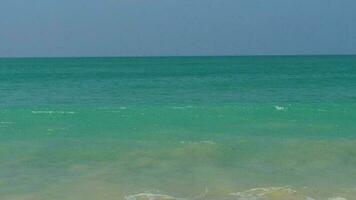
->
[{"left": 1, "top": 56, "right": 356, "bottom": 200}]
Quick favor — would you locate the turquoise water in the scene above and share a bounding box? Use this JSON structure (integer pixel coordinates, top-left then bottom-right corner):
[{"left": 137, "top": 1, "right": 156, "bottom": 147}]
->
[{"left": 1, "top": 56, "right": 356, "bottom": 200}]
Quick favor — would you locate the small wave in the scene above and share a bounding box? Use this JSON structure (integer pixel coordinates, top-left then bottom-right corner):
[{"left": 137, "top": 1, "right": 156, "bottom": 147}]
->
[
  {"left": 275, "top": 106, "right": 287, "bottom": 111},
  {"left": 126, "top": 188, "right": 208, "bottom": 200},
  {"left": 180, "top": 140, "right": 215, "bottom": 145},
  {"left": 230, "top": 186, "right": 314, "bottom": 200},
  {"left": 31, "top": 111, "right": 76, "bottom": 114},
  {"left": 125, "top": 187, "right": 349, "bottom": 200},
  {"left": 0, "top": 121, "right": 14, "bottom": 124},
  {"left": 172, "top": 106, "right": 193, "bottom": 109},
  {"left": 125, "top": 193, "right": 185, "bottom": 200}
]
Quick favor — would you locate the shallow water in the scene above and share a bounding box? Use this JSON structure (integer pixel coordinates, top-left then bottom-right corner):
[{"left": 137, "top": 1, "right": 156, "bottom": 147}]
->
[{"left": 1, "top": 56, "right": 356, "bottom": 199}]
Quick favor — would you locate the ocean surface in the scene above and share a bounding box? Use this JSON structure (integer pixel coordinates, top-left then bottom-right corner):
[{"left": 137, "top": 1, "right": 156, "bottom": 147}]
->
[{"left": 1, "top": 56, "right": 356, "bottom": 200}]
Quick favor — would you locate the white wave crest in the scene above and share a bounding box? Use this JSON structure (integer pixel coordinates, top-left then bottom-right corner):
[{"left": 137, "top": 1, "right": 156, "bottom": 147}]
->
[
  {"left": 275, "top": 106, "right": 286, "bottom": 111},
  {"left": 125, "top": 193, "right": 185, "bottom": 200},
  {"left": 0, "top": 121, "right": 14, "bottom": 124},
  {"left": 179, "top": 140, "right": 215, "bottom": 145},
  {"left": 172, "top": 106, "right": 193, "bottom": 109},
  {"left": 31, "top": 111, "right": 76, "bottom": 114},
  {"left": 230, "top": 186, "right": 313, "bottom": 200},
  {"left": 125, "top": 188, "right": 208, "bottom": 200},
  {"left": 124, "top": 187, "right": 349, "bottom": 200}
]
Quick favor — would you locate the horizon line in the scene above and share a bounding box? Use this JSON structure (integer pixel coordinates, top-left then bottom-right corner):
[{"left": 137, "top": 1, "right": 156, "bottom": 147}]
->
[{"left": 0, "top": 53, "right": 355, "bottom": 59}]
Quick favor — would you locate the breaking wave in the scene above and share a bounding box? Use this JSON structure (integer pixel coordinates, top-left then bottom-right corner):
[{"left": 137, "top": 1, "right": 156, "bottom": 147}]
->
[{"left": 125, "top": 186, "right": 349, "bottom": 200}]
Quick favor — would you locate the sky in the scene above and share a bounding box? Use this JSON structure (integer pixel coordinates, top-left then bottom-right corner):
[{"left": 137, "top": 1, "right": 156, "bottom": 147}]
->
[{"left": 0, "top": 0, "right": 356, "bottom": 57}]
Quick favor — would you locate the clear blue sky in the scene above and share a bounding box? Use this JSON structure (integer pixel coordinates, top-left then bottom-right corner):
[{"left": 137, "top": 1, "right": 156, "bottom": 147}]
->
[{"left": 1, "top": 0, "right": 356, "bottom": 57}]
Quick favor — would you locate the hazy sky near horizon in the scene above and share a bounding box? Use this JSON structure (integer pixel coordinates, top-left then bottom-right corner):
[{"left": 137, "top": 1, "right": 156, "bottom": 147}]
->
[{"left": 1, "top": 0, "right": 356, "bottom": 57}]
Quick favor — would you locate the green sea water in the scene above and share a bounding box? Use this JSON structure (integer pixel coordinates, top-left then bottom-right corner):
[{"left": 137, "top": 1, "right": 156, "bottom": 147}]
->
[{"left": 1, "top": 56, "right": 356, "bottom": 200}]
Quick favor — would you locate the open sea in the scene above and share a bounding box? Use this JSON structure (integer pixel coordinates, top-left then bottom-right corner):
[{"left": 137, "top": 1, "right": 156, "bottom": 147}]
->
[{"left": 1, "top": 56, "right": 356, "bottom": 200}]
